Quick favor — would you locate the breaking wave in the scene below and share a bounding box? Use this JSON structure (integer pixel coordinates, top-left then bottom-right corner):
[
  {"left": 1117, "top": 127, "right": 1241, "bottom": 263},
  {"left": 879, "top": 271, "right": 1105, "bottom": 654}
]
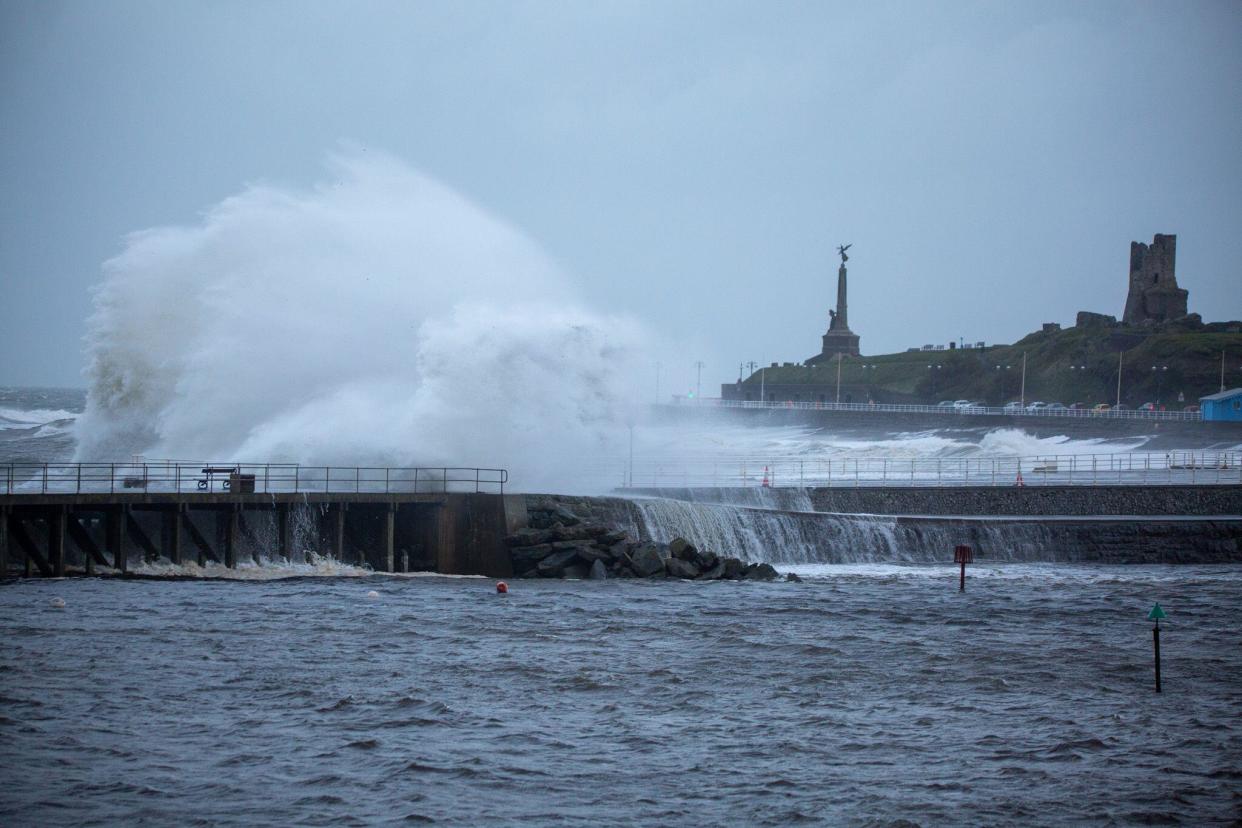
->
[{"left": 74, "top": 150, "right": 645, "bottom": 491}]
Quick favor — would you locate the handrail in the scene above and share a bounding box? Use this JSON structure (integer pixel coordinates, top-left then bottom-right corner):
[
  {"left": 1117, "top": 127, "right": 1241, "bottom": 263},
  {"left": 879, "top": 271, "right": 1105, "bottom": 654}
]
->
[
  {"left": 680, "top": 398, "right": 1206, "bottom": 421},
  {"left": 0, "top": 462, "right": 508, "bottom": 496},
  {"left": 614, "top": 449, "right": 1241, "bottom": 489}
]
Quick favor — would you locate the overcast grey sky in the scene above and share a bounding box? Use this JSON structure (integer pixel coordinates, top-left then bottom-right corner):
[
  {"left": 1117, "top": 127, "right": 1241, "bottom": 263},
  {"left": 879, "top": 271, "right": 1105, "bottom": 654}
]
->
[{"left": 2, "top": 0, "right": 1240, "bottom": 391}]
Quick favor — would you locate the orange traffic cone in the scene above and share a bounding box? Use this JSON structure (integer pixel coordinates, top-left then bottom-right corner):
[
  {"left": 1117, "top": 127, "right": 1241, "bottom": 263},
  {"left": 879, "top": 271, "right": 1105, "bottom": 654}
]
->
[{"left": 762, "top": 466, "right": 771, "bottom": 487}]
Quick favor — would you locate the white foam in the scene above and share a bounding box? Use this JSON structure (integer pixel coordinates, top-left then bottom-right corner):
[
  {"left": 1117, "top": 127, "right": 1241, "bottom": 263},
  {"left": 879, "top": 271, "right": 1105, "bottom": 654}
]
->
[
  {"left": 130, "top": 555, "right": 372, "bottom": 580},
  {"left": 0, "top": 407, "right": 79, "bottom": 429},
  {"left": 74, "top": 150, "right": 647, "bottom": 491}
]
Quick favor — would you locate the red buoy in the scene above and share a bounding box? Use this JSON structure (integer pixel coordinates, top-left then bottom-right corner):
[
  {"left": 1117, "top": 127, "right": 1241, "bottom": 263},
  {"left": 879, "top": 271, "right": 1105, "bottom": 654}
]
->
[{"left": 496, "top": 581, "right": 508, "bottom": 594}]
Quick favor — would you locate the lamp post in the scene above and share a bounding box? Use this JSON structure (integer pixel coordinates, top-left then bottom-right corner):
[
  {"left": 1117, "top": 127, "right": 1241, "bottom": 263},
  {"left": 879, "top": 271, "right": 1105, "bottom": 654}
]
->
[
  {"left": 995, "top": 364, "right": 1013, "bottom": 403},
  {"left": 927, "top": 364, "right": 941, "bottom": 398},
  {"left": 1020, "top": 352, "right": 1027, "bottom": 408},
  {"left": 1151, "top": 365, "right": 1168, "bottom": 405},
  {"left": 1116, "top": 351, "right": 1124, "bottom": 407},
  {"left": 861, "top": 364, "right": 878, "bottom": 403},
  {"left": 694, "top": 360, "right": 704, "bottom": 404},
  {"left": 1069, "top": 364, "right": 1086, "bottom": 405}
]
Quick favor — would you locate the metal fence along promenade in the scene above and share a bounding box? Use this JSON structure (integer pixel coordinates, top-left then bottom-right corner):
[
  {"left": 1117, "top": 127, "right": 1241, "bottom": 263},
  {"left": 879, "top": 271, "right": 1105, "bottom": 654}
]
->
[
  {"left": 619, "top": 450, "right": 1241, "bottom": 489},
  {"left": 1, "top": 462, "right": 508, "bottom": 496},
  {"left": 692, "top": 399, "right": 1205, "bottom": 421}
]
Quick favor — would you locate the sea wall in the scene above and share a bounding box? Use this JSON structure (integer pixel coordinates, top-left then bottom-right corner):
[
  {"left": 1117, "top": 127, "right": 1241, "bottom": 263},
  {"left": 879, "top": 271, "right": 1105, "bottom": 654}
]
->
[
  {"left": 523, "top": 494, "right": 1242, "bottom": 565},
  {"left": 625, "top": 485, "right": 1242, "bottom": 517}
]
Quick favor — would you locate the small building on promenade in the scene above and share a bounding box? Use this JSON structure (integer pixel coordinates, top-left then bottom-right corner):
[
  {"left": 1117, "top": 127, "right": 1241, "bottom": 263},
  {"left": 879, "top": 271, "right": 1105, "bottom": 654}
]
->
[{"left": 1200, "top": 388, "right": 1242, "bottom": 422}]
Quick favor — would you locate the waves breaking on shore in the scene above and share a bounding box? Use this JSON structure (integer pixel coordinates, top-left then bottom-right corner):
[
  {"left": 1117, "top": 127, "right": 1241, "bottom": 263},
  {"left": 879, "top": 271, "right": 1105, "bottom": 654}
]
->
[{"left": 72, "top": 151, "right": 645, "bottom": 491}]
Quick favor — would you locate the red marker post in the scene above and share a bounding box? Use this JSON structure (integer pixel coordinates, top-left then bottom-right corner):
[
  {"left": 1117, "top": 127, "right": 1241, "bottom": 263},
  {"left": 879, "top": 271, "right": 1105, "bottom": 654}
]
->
[{"left": 954, "top": 544, "right": 973, "bottom": 592}]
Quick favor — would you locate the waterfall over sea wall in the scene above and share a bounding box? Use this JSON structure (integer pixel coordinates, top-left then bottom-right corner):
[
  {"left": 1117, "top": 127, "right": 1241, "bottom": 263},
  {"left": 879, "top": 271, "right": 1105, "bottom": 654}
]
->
[{"left": 618, "top": 495, "right": 1240, "bottom": 565}]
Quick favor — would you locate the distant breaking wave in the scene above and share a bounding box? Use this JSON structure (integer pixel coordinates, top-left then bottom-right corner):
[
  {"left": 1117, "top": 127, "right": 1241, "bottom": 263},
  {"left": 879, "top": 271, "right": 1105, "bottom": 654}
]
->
[{"left": 74, "top": 150, "right": 646, "bottom": 491}]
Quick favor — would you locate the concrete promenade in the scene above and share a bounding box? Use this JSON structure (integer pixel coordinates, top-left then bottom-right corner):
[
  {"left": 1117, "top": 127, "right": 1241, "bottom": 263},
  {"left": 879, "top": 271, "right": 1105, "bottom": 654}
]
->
[{"left": 1, "top": 484, "right": 523, "bottom": 579}]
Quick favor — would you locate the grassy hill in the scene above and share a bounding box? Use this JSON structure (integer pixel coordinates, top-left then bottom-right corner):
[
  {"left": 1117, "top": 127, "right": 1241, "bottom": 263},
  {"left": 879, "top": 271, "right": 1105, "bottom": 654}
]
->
[{"left": 737, "top": 320, "right": 1242, "bottom": 408}]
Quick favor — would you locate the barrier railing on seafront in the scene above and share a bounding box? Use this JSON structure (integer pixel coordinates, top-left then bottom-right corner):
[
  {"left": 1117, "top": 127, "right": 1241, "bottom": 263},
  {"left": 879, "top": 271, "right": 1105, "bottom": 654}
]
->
[
  {"left": 0, "top": 462, "right": 508, "bottom": 496},
  {"left": 618, "top": 450, "right": 1242, "bottom": 489},
  {"left": 681, "top": 399, "right": 1205, "bottom": 422}
]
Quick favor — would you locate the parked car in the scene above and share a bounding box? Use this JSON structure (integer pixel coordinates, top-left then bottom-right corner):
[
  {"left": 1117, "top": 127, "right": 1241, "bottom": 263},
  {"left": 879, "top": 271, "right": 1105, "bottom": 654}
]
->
[
  {"left": 951, "top": 399, "right": 973, "bottom": 410},
  {"left": 1092, "top": 403, "right": 1111, "bottom": 414},
  {"left": 936, "top": 400, "right": 957, "bottom": 408},
  {"left": 1026, "top": 401, "right": 1047, "bottom": 412},
  {"left": 1003, "top": 401, "right": 1023, "bottom": 413},
  {"left": 1184, "top": 404, "right": 1201, "bottom": 413},
  {"left": 1138, "top": 402, "right": 1156, "bottom": 411},
  {"left": 1068, "top": 402, "right": 1087, "bottom": 410},
  {"left": 1046, "top": 402, "right": 1066, "bottom": 410}
]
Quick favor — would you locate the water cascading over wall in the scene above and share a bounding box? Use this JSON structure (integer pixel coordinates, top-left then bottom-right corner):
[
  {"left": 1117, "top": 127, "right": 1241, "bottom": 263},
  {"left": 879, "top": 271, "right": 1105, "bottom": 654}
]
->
[{"left": 619, "top": 496, "right": 1239, "bottom": 565}]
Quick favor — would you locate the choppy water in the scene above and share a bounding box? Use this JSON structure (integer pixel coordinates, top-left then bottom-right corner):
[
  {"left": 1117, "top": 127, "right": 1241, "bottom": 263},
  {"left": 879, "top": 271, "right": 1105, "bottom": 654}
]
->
[{"left": 3, "top": 567, "right": 1240, "bottom": 826}]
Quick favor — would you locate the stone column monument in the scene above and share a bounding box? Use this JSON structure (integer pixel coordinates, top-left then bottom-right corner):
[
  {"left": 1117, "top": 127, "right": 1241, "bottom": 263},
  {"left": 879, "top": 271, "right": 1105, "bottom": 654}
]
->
[{"left": 807, "top": 243, "right": 861, "bottom": 363}]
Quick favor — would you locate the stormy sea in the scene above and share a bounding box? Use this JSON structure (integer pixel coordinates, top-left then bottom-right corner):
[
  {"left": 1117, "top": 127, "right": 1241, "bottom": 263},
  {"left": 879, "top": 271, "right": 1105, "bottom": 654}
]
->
[{"left": 3, "top": 387, "right": 1241, "bottom": 825}]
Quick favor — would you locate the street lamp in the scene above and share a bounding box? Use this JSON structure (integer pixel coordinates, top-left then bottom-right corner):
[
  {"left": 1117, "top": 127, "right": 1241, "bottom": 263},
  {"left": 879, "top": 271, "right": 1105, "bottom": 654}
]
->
[
  {"left": 995, "top": 364, "right": 1013, "bottom": 402},
  {"left": 861, "top": 364, "right": 878, "bottom": 403},
  {"left": 927, "top": 364, "right": 941, "bottom": 397},
  {"left": 1151, "top": 365, "right": 1168, "bottom": 405}
]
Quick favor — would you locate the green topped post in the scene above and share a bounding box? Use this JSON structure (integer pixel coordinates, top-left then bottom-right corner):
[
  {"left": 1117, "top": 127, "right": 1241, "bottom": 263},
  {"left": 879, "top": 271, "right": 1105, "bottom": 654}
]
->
[{"left": 1147, "top": 603, "right": 1166, "bottom": 693}]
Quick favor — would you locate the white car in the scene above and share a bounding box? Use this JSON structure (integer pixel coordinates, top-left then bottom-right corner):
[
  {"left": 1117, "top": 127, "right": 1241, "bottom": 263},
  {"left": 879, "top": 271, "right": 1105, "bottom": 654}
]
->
[
  {"left": 1026, "top": 401, "right": 1047, "bottom": 412},
  {"left": 1003, "top": 401, "right": 1023, "bottom": 413},
  {"left": 951, "top": 399, "right": 973, "bottom": 410}
]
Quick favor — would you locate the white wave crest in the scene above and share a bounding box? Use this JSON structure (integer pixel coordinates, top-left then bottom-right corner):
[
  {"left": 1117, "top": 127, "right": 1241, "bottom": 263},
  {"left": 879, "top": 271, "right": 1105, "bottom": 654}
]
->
[{"left": 75, "top": 150, "right": 645, "bottom": 490}]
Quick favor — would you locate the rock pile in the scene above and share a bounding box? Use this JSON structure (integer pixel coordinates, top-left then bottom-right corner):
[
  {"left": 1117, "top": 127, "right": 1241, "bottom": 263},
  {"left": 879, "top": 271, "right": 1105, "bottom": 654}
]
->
[{"left": 508, "top": 502, "right": 779, "bottom": 581}]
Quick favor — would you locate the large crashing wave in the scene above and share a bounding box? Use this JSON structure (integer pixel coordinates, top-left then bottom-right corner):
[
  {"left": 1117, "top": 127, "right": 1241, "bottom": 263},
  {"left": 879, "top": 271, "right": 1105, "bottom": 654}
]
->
[{"left": 75, "top": 151, "right": 644, "bottom": 490}]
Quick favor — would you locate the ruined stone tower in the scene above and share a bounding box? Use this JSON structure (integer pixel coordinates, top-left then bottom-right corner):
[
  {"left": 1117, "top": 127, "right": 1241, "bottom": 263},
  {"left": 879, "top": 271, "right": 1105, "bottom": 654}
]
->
[{"left": 1123, "top": 234, "right": 1187, "bottom": 325}]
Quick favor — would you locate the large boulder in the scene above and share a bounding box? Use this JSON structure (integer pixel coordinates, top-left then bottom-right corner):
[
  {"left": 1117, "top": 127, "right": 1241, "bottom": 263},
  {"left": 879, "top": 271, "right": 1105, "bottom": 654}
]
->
[
  {"left": 562, "top": 563, "right": 590, "bottom": 579},
  {"left": 669, "top": 537, "right": 697, "bottom": 561},
  {"left": 551, "top": 505, "right": 581, "bottom": 526},
  {"left": 506, "top": 528, "right": 557, "bottom": 547},
  {"left": 721, "top": 558, "right": 747, "bottom": 580},
  {"left": 588, "top": 559, "right": 608, "bottom": 580},
  {"left": 511, "top": 543, "right": 558, "bottom": 570},
  {"left": 630, "top": 543, "right": 667, "bottom": 577},
  {"left": 698, "top": 560, "right": 726, "bottom": 580},
  {"left": 695, "top": 549, "right": 719, "bottom": 570},
  {"left": 536, "top": 548, "right": 580, "bottom": 576},
  {"left": 665, "top": 558, "right": 700, "bottom": 579},
  {"left": 743, "top": 562, "right": 779, "bottom": 581}
]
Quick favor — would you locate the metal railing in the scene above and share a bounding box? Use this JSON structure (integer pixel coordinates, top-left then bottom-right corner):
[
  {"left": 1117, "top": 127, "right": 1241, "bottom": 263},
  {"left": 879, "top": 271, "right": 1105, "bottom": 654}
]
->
[
  {"left": 618, "top": 450, "right": 1241, "bottom": 489},
  {"left": 0, "top": 462, "right": 508, "bottom": 496},
  {"left": 681, "top": 398, "right": 1205, "bottom": 421}
]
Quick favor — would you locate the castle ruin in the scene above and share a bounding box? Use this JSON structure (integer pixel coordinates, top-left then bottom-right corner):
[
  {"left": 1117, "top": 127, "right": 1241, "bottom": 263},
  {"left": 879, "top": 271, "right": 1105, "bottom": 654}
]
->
[{"left": 1123, "top": 233, "right": 1187, "bottom": 325}]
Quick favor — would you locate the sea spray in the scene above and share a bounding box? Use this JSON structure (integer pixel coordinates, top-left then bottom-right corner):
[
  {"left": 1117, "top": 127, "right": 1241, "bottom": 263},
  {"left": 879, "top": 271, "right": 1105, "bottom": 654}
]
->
[{"left": 75, "top": 151, "right": 646, "bottom": 491}]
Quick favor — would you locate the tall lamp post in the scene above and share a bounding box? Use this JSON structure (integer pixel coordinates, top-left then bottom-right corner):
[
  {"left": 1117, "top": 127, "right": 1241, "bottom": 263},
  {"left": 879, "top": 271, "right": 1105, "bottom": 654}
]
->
[
  {"left": 995, "top": 364, "right": 1013, "bottom": 403},
  {"left": 694, "top": 360, "right": 704, "bottom": 404},
  {"left": 861, "top": 364, "right": 878, "bottom": 403},
  {"left": 1151, "top": 365, "right": 1168, "bottom": 405},
  {"left": 927, "top": 364, "right": 942, "bottom": 399},
  {"left": 1068, "top": 364, "right": 1086, "bottom": 405}
]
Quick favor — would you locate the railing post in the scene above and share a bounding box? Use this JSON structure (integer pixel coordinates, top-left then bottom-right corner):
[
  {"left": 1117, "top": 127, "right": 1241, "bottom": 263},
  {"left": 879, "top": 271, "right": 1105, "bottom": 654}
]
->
[
  {"left": 76, "top": 463, "right": 82, "bottom": 494},
  {"left": 385, "top": 467, "right": 390, "bottom": 494},
  {"left": 264, "top": 464, "right": 270, "bottom": 493},
  {"left": 356, "top": 467, "right": 360, "bottom": 494},
  {"left": 42, "top": 463, "right": 47, "bottom": 494}
]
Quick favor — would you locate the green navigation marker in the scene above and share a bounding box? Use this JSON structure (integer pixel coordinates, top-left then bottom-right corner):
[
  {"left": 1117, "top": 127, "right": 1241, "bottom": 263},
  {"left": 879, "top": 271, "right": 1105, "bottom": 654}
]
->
[{"left": 1147, "top": 603, "right": 1167, "bottom": 622}]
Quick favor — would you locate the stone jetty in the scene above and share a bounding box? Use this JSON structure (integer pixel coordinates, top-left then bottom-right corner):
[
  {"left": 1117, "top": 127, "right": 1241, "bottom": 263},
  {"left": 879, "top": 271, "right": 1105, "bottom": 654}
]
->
[{"left": 506, "top": 500, "right": 780, "bottom": 581}]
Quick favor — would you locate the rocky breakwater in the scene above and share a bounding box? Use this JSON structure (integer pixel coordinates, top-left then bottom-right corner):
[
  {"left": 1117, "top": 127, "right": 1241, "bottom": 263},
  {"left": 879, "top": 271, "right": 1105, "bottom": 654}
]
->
[{"left": 508, "top": 501, "right": 785, "bottom": 582}]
